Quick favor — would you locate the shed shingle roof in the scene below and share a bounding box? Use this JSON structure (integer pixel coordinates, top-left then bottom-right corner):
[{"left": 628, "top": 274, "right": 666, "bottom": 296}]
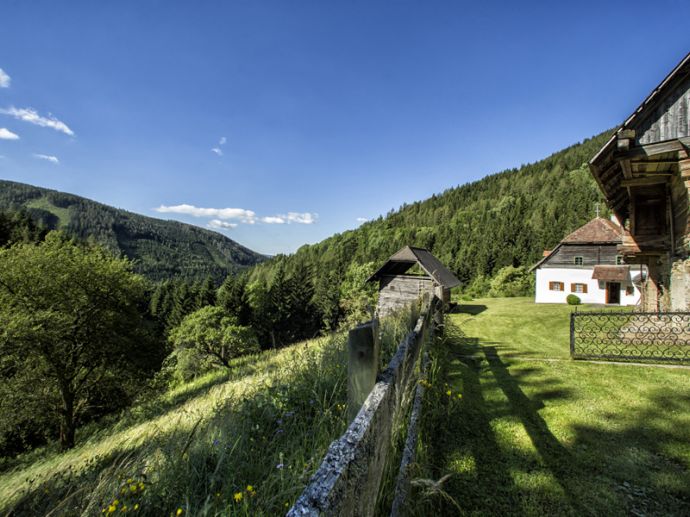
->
[{"left": 367, "top": 246, "right": 461, "bottom": 288}]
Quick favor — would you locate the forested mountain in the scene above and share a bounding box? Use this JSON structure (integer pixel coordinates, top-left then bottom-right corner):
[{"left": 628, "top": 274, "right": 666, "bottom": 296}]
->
[
  {"left": 0, "top": 180, "right": 265, "bottom": 281},
  {"left": 249, "top": 130, "right": 613, "bottom": 292}
]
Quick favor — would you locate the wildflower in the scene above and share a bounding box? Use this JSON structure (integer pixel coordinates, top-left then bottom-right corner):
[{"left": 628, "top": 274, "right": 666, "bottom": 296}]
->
[
  {"left": 213, "top": 439, "right": 220, "bottom": 447},
  {"left": 276, "top": 463, "right": 284, "bottom": 469},
  {"left": 446, "top": 390, "right": 452, "bottom": 396},
  {"left": 457, "top": 393, "right": 462, "bottom": 399},
  {"left": 139, "top": 482, "right": 145, "bottom": 491},
  {"left": 246, "top": 485, "right": 254, "bottom": 493},
  {"left": 107, "top": 505, "right": 117, "bottom": 514},
  {"left": 176, "top": 509, "right": 184, "bottom": 516},
  {"left": 134, "top": 504, "right": 139, "bottom": 511},
  {"left": 234, "top": 492, "right": 243, "bottom": 502},
  {"left": 130, "top": 484, "right": 137, "bottom": 492}
]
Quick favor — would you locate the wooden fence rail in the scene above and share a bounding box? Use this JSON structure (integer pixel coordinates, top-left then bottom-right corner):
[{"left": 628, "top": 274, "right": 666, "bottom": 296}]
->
[{"left": 287, "top": 298, "right": 441, "bottom": 517}]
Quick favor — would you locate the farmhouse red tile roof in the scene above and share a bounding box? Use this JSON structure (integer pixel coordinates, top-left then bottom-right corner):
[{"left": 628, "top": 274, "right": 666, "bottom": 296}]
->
[{"left": 561, "top": 217, "right": 622, "bottom": 244}]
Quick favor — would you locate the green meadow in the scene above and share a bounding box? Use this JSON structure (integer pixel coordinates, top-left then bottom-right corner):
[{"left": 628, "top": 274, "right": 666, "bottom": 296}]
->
[{"left": 414, "top": 298, "right": 690, "bottom": 516}]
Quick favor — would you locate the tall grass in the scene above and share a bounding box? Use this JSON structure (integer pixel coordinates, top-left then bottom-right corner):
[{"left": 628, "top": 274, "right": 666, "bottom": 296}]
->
[{"left": 1, "top": 309, "right": 413, "bottom": 516}]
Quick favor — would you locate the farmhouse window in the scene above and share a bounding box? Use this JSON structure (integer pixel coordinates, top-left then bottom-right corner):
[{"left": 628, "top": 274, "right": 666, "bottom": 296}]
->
[
  {"left": 626, "top": 285, "right": 634, "bottom": 296},
  {"left": 574, "top": 256, "right": 584, "bottom": 266},
  {"left": 571, "top": 283, "right": 588, "bottom": 294},
  {"left": 616, "top": 255, "right": 624, "bottom": 265},
  {"left": 549, "top": 281, "right": 564, "bottom": 291}
]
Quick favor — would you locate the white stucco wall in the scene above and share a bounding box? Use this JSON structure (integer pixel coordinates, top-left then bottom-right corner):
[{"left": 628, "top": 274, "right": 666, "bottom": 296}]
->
[{"left": 535, "top": 267, "right": 640, "bottom": 306}]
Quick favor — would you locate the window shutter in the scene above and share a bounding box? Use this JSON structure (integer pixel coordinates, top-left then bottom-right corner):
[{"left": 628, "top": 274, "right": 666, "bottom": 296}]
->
[
  {"left": 570, "top": 283, "right": 576, "bottom": 292},
  {"left": 583, "top": 284, "right": 588, "bottom": 294}
]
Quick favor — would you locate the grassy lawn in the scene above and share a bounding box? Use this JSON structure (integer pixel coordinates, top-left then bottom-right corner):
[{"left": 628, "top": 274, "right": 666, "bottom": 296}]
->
[{"left": 416, "top": 297, "right": 690, "bottom": 516}]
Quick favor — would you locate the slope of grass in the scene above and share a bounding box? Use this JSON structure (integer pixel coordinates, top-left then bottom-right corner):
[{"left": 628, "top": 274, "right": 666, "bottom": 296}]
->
[
  {"left": 25, "top": 196, "right": 71, "bottom": 229},
  {"left": 413, "top": 298, "right": 690, "bottom": 516},
  {"left": 0, "top": 312, "right": 410, "bottom": 516}
]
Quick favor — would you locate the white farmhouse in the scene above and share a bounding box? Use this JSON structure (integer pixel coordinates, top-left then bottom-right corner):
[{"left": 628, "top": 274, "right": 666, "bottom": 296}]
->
[{"left": 532, "top": 218, "right": 642, "bottom": 305}]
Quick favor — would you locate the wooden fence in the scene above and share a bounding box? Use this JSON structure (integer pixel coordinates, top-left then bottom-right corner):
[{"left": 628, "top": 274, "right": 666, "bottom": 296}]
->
[{"left": 287, "top": 297, "right": 442, "bottom": 516}]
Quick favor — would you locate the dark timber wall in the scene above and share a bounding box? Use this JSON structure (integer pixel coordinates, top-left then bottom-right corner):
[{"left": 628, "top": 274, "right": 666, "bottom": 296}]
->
[
  {"left": 377, "top": 275, "right": 434, "bottom": 317},
  {"left": 542, "top": 244, "right": 620, "bottom": 268},
  {"left": 637, "top": 76, "right": 690, "bottom": 145}
]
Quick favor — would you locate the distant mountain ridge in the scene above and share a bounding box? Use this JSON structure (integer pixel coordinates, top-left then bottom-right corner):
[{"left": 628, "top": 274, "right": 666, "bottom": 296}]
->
[{"left": 0, "top": 180, "right": 265, "bottom": 281}]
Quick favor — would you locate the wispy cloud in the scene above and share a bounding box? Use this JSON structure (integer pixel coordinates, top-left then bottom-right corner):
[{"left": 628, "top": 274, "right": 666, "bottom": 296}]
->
[
  {"left": 0, "top": 106, "right": 74, "bottom": 136},
  {"left": 155, "top": 204, "right": 256, "bottom": 222},
  {"left": 154, "top": 204, "right": 317, "bottom": 226},
  {"left": 208, "top": 219, "right": 238, "bottom": 230},
  {"left": 285, "top": 212, "right": 317, "bottom": 224},
  {"left": 356, "top": 217, "right": 368, "bottom": 223},
  {"left": 211, "top": 136, "right": 227, "bottom": 156},
  {"left": 261, "top": 216, "right": 285, "bottom": 224},
  {"left": 0, "top": 69, "right": 10, "bottom": 88},
  {"left": 0, "top": 128, "right": 19, "bottom": 140},
  {"left": 34, "top": 153, "right": 59, "bottom": 164}
]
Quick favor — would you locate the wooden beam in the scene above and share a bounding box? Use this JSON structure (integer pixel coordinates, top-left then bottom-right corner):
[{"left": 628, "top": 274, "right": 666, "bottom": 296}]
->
[
  {"left": 615, "top": 137, "right": 690, "bottom": 160},
  {"left": 620, "top": 176, "right": 669, "bottom": 187},
  {"left": 620, "top": 159, "right": 633, "bottom": 179}
]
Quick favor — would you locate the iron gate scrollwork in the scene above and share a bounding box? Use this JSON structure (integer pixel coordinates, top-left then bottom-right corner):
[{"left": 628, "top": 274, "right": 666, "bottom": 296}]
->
[{"left": 570, "top": 311, "right": 690, "bottom": 363}]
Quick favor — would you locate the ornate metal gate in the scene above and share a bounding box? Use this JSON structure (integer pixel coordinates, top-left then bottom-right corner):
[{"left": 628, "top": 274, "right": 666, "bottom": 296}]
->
[{"left": 570, "top": 311, "right": 690, "bottom": 363}]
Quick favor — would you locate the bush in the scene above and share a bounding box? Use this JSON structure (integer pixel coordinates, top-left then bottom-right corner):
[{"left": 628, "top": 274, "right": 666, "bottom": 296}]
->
[
  {"left": 567, "top": 294, "right": 581, "bottom": 305},
  {"left": 488, "top": 266, "right": 534, "bottom": 297}
]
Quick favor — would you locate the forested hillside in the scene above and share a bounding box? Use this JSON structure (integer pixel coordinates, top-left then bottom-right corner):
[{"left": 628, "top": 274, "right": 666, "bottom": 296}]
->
[
  {"left": 249, "top": 130, "right": 613, "bottom": 294},
  {"left": 0, "top": 180, "right": 265, "bottom": 281}
]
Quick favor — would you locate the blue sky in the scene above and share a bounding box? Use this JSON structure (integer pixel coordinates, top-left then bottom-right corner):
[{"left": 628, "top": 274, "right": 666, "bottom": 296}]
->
[{"left": 0, "top": 1, "right": 688, "bottom": 255}]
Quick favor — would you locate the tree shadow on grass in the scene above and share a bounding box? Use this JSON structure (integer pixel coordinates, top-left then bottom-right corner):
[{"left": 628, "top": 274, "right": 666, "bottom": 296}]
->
[{"left": 435, "top": 322, "right": 690, "bottom": 516}]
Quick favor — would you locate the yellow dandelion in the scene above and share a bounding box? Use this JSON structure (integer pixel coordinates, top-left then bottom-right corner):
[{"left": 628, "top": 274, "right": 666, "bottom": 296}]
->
[
  {"left": 246, "top": 485, "right": 254, "bottom": 493},
  {"left": 234, "top": 492, "right": 243, "bottom": 503},
  {"left": 134, "top": 504, "right": 139, "bottom": 511},
  {"left": 107, "top": 505, "right": 117, "bottom": 514},
  {"left": 176, "top": 509, "right": 184, "bottom": 516},
  {"left": 127, "top": 478, "right": 133, "bottom": 484},
  {"left": 446, "top": 390, "right": 452, "bottom": 396},
  {"left": 457, "top": 393, "right": 462, "bottom": 399},
  {"left": 130, "top": 484, "right": 137, "bottom": 492},
  {"left": 139, "top": 482, "right": 145, "bottom": 491}
]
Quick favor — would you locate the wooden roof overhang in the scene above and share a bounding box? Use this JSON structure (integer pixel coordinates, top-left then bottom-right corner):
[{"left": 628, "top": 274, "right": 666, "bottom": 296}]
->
[
  {"left": 591, "top": 265, "right": 631, "bottom": 282},
  {"left": 590, "top": 135, "right": 690, "bottom": 222},
  {"left": 589, "top": 52, "right": 690, "bottom": 223}
]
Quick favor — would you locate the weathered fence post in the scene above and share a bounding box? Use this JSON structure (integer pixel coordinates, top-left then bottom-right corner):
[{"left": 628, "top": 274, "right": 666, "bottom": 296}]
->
[
  {"left": 348, "top": 319, "right": 380, "bottom": 422},
  {"left": 570, "top": 312, "right": 576, "bottom": 358}
]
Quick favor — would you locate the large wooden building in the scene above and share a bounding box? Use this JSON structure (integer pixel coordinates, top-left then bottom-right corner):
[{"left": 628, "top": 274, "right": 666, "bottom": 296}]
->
[
  {"left": 367, "top": 246, "right": 460, "bottom": 317},
  {"left": 589, "top": 52, "right": 690, "bottom": 311}
]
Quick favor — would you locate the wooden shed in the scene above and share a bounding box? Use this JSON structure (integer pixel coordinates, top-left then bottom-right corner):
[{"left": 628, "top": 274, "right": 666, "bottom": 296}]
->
[{"left": 367, "top": 246, "right": 460, "bottom": 317}]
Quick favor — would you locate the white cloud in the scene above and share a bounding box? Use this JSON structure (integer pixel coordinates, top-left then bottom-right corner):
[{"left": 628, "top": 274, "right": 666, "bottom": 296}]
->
[
  {"left": 286, "top": 212, "right": 318, "bottom": 224},
  {"left": 154, "top": 204, "right": 256, "bottom": 222},
  {"left": 0, "top": 128, "right": 19, "bottom": 140},
  {"left": 34, "top": 153, "right": 59, "bottom": 164},
  {"left": 0, "top": 69, "right": 10, "bottom": 88},
  {"left": 0, "top": 106, "right": 74, "bottom": 136},
  {"left": 356, "top": 217, "right": 369, "bottom": 223},
  {"left": 211, "top": 147, "right": 223, "bottom": 156},
  {"left": 219, "top": 136, "right": 227, "bottom": 145},
  {"left": 154, "top": 204, "right": 317, "bottom": 226},
  {"left": 208, "top": 219, "right": 238, "bottom": 230},
  {"left": 261, "top": 216, "right": 286, "bottom": 224}
]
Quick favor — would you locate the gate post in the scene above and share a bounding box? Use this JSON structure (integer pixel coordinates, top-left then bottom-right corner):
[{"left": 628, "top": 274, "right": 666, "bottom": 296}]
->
[{"left": 570, "top": 312, "right": 576, "bottom": 358}]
